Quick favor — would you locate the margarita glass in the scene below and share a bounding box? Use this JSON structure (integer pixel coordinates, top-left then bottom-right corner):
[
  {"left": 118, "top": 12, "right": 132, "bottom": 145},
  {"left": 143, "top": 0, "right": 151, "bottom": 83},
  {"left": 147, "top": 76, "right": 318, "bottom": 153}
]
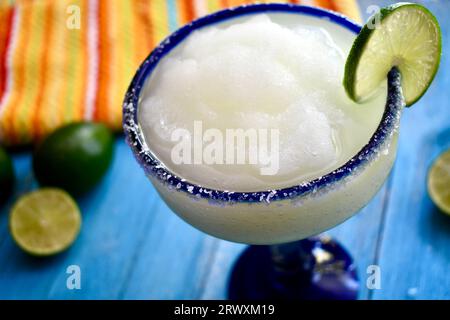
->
[{"left": 123, "top": 4, "right": 404, "bottom": 300}]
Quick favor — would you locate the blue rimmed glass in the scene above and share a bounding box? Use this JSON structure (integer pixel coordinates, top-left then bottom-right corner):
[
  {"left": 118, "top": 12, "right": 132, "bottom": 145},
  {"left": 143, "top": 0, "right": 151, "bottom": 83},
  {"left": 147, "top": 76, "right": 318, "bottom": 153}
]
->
[{"left": 123, "top": 3, "right": 404, "bottom": 300}]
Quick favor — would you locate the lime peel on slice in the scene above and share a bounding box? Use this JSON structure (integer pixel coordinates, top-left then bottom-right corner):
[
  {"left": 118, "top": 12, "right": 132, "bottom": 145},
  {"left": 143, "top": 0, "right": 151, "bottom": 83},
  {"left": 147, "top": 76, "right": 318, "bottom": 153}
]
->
[
  {"left": 344, "top": 2, "right": 441, "bottom": 106},
  {"left": 9, "top": 188, "right": 82, "bottom": 256},
  {"left": 428, "top": 149, "right": 450, "bottom": 216}
]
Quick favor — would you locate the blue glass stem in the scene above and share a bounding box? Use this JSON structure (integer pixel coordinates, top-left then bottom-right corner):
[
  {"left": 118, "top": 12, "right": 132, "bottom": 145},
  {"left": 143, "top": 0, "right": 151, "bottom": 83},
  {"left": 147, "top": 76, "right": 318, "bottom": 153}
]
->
[{"left": 228, "top": 236, "right": 359, "bottom": 300}]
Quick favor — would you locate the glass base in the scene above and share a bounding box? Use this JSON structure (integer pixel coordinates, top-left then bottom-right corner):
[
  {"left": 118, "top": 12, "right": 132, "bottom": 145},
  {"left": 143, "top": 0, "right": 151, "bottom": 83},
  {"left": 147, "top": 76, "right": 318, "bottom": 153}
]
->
[{"left": 228, "top": 236, "right": 359, "bottom": 300}]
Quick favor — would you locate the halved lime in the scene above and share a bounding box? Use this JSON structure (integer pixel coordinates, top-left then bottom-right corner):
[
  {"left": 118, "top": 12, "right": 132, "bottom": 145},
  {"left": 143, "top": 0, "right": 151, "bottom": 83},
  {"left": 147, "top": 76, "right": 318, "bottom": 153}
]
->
[
  {"left": 344, "top": 3, "right": 441, "bottom": 106},
  {"left": 428, "top": 149, "right": 450, "bottom": 215},
  {"left": 10, "top": 188, "right": 81, "bottom": 256}
]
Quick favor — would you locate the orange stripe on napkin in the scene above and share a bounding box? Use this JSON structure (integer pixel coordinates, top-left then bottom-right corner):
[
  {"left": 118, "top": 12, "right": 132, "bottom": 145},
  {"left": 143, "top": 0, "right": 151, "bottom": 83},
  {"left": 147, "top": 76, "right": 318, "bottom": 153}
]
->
[{"left": 0, "top": 0, "right": 361, "bottom": 146}]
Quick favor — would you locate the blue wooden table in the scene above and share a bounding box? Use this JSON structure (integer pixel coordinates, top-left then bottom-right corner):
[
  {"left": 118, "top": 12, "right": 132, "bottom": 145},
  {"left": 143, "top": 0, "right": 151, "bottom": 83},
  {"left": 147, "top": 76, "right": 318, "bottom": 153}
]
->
[{"left": 1, "top": 0, "right": 449, "bottom": 300}]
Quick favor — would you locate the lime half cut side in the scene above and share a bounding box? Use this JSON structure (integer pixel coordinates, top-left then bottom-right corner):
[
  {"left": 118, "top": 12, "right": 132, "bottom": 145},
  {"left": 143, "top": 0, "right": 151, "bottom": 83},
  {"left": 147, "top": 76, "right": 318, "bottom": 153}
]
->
[
  {"left": 428, "top": 149, "right": 450, "bottom": 215},
  {"left": 344, "top": 2, "right": 441, "bottom": 106},
  {"left": 10, "top": 188, "right": 81, "bottom": 256}
]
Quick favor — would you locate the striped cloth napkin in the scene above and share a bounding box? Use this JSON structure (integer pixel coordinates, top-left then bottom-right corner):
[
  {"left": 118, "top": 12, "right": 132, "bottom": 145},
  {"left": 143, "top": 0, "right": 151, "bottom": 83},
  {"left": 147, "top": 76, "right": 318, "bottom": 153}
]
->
[{"left": 0, "top": 0, "right": 361, "bottom": 146}]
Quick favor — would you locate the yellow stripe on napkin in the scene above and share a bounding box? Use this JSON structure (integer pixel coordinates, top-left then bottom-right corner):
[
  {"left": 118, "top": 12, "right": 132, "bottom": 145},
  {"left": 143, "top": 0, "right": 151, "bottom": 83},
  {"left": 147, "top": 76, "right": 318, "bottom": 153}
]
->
[{"left": 0, "top": 0, "right": 361, "bottom": 146}]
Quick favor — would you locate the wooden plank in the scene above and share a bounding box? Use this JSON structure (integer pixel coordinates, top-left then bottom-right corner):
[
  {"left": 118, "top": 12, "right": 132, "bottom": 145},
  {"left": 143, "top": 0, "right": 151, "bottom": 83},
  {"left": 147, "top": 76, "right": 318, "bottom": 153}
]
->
[
  {"left": 328, "top": 186, "right": 391, "bottom": 300},
  {"left": 0, "top": 139, "right": 162, "bottom": 299},
  {"left": 0, "top": 0, "right": 448, "bottom": 300},
  {"left": 0, "top": 142, "right": 389, "bottom": 299},
  {"left": 199, "top": 241, "right": 246, "bottom": 299},
  {"left": 0, "top": 138, "right": 221, "bottom": 299},
  {"left": 358, "top": 0, "right": 450, "bottom": 300},
  {"left": 118, "top": 203, "right": 218, "bottom": 299},
  {"left": 0, "top": 153, "right": 51, "bottom": 299}
]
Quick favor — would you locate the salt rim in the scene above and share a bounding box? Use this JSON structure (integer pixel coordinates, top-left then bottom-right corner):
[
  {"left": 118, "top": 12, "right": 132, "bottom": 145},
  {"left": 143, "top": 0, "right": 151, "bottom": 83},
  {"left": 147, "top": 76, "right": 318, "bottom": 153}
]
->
[{"left": 122, "top": 3, "right": 404, "bottom": 204}]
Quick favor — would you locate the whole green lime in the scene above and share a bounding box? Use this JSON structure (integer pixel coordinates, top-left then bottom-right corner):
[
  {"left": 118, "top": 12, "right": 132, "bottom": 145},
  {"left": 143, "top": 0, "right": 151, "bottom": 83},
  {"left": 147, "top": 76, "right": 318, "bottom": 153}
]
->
[
  {"left": 33, "top": 122, "right": 114, "bottom": 195},
  {"left": 0, "top": 146, "right": 15, "bottom": 204}
]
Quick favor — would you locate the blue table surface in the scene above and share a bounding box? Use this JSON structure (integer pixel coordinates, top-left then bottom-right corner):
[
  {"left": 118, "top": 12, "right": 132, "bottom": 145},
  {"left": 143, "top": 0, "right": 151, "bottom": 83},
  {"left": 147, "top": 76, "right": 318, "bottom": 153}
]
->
[{"left": 1, "top": 0, "right": 449, "bottom": 300}]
